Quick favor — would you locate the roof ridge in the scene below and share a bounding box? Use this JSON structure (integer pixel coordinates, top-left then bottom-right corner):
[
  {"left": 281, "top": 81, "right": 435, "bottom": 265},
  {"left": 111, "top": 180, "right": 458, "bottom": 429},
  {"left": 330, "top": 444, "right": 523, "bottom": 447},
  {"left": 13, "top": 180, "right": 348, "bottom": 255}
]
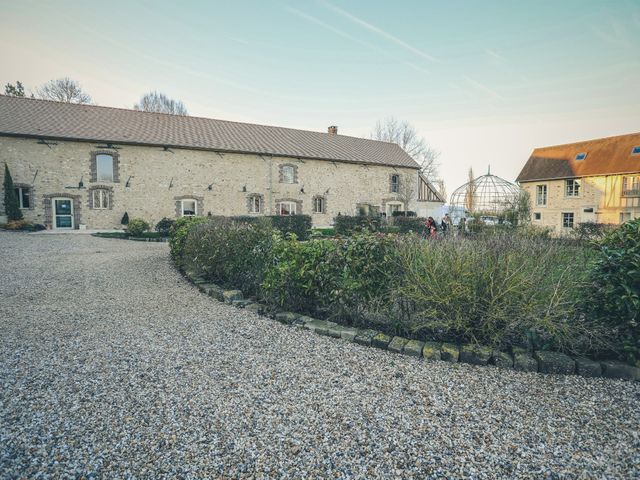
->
[
  {"left": 533, "top": 131, "right": 640, "bottom": 151},
  {"left": 0, "top": 94, "right": 403, "bottom": 148}
]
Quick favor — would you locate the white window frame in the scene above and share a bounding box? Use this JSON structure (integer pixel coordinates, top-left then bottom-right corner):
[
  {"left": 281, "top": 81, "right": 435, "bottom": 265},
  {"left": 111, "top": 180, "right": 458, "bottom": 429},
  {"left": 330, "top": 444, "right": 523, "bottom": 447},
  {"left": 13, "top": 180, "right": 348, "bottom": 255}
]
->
[
  {"left": 565, "top": 179, "right": 580, "bottom": 197},
  {"left": 277, "top": 201, "right": 296, "bottom": 216},
  {"left": 281, "top": 165, "right": 295, "bottom": 184},
  {"left": 14, "top": 186, "right": 30, "bottom": 209},
  {"left": 91, "top": 189, "right": 109, "bottom": 209},
  {"left": 535, "top": 184, "right": 547, "bottom": 206},
  {"left": 313, "top": 196, "right": 325, "bottom": 214},
  {"left": 622, "top": 176, "right": 640, "bottom": 197},
  {"left": 250, "top": 195, "right": 262, "bottom": 214},
  {"left": 562, "top": 212, "right": 574, "bottom": 228},
  {"left": 96, "top": 154, "right": 114, "bottom": 183},
  {"left": 181, "top": 199, "right": 198, "bottom": 217}
]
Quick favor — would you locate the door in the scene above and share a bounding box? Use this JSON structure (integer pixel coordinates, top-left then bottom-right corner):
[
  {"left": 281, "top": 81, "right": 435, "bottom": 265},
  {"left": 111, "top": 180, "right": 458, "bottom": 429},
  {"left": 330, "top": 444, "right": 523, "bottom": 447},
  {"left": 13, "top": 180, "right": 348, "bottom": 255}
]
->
[{"left": 53, "top": 198, "right": 74, "bottom": 229}]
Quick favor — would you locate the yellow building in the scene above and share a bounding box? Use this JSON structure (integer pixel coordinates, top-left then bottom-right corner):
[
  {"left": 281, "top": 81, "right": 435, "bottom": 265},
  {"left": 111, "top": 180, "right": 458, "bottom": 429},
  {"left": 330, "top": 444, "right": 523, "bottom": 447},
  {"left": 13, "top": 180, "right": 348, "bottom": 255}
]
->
[{"left": 517, "top": 132, "right": 640, "bottom": 233}]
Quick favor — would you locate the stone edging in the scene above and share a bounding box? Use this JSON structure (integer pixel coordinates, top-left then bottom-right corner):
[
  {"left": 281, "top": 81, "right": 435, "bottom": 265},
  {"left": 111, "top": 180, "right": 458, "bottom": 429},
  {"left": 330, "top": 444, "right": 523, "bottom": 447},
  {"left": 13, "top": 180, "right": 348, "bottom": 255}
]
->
[
  {"left": 182, "top": 269, "right": 640, "bottom": 382},
  {"left": 91, "top": 233, "right": 168, "bottom": 242}
]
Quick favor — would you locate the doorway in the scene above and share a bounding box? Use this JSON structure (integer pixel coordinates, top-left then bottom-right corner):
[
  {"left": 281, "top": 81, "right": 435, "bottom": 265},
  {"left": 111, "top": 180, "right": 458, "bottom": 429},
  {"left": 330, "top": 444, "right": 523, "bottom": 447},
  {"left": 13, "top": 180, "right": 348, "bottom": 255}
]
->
[{"left": 53, "top": 198, "right": 74, "bottom": 229}]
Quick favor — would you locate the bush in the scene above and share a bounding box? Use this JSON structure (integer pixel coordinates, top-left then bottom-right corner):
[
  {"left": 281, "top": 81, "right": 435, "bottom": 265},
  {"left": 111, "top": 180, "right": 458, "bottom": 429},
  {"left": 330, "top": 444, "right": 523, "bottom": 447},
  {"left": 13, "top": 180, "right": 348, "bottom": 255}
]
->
[
  {"left": 121, "top": 212, "right": 129, "bottom": 225},
  {"left": 155, "top": 217, "right": 176, "bottom": 237},
  {"left": 333, "top": 215, "right": 381, "bottom": 235},
  {"left": 393, "top": 216, "right": 427, "bottom": 234},
  {"left": 169, "top": 216, "right": 208, "bottom": 266},
  {"left": 182, "top": 218, "right": 274, "bottom": 296},
  {"left": 588, "top": 218, "right": 640, "bottom": 364},
  {"left": 269, "top": 215, "right": 312, "bottom": 240},
  {"left": 2, "top": 219, "right": 32, "bottom": 230},
  {"left": 393, "top": 234, "right": 604, "bottom": 353},
  {"left": 126, "top": 219, "right": 150, "bottom": 237}
]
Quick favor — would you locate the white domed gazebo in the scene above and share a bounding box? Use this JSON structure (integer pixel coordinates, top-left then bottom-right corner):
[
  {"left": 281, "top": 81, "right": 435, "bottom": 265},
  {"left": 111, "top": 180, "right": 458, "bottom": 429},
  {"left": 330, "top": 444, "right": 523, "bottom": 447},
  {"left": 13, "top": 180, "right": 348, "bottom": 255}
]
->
[{"left": 450, "top": 168, "right": 522, "bottom": 215}]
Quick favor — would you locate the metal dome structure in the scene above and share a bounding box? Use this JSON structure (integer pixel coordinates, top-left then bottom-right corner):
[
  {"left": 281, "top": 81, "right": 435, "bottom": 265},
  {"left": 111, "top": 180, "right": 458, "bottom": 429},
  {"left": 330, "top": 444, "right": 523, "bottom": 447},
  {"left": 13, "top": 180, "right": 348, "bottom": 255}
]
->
[{"left": 450, "top": 168, "right": 522, "bottom": 215}]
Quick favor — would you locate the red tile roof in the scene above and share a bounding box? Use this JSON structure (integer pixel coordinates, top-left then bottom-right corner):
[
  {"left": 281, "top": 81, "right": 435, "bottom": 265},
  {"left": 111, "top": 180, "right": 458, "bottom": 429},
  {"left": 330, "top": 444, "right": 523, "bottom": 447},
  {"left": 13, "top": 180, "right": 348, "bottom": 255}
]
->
[
  {"left": 517, "top": 132, "right": 640, "bottom": 182},
  {"left": 0, "top": 95, "right": 420, "bottom": 169}
]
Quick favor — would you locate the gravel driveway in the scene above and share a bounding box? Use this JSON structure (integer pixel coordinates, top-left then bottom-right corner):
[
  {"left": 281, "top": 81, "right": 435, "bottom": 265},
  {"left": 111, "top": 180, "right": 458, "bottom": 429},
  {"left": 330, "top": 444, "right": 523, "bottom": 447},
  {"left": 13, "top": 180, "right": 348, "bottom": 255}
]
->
[{"left": 1, "top": 232, "right": 638, "bottom": 479}]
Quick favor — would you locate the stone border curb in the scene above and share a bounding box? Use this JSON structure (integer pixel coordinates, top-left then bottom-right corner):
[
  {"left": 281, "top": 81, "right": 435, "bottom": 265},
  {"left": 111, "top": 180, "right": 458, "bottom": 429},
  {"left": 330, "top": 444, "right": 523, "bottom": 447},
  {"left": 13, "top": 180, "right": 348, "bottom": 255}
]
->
[{"left": 181, "top": 269, "right": 640, "bottom": 382}]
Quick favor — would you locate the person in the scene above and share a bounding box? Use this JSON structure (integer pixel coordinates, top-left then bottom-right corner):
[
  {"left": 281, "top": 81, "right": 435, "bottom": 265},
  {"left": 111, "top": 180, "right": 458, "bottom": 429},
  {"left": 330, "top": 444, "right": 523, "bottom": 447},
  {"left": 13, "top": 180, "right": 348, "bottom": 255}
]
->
[{"left": 427, "top": 216, "right": 437, "bottom": 239}]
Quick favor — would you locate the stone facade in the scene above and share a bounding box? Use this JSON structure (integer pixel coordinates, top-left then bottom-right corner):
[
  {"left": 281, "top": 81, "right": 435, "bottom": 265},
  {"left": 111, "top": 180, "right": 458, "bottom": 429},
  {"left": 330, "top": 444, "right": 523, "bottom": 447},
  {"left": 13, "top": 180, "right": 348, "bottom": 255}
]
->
[
  {"left": 0, "top": 136, "right": 420, "bottom": 229},
  {"left": 521, "top": 174, "right": 640, "bottom": 233}
]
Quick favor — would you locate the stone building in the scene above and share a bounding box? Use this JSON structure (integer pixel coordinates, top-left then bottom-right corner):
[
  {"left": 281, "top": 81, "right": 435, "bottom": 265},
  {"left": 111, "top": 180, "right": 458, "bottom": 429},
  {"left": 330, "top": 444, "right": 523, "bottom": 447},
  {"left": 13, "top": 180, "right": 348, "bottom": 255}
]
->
[
  {"left": 517, "top": 132, "right": 640, "bottom": 232},
  {"left": 0, "top": 95, "right": 443, "bottom": 229}
]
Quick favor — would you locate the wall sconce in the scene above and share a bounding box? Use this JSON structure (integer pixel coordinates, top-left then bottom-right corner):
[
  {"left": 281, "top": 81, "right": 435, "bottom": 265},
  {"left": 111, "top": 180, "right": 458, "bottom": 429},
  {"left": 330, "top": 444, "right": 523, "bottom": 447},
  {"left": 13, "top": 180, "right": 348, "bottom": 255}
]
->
[
  {"left": 169, "top": 177, "right": 174, "bottom": 189},
  {"left": 78, "top": 176, "right": 85, "bottom": 189},
  {"left": 242, "top": 184, "right": 247, "bottom": 192},
  {"left": 125, "top": 175, "right": 134, "bottom": 188},
  {"left": 207, "top": 183, "right": 214, "bottom": 191},
  {"left": 300, "top": 185, "right": 305, "bottom": 194}
]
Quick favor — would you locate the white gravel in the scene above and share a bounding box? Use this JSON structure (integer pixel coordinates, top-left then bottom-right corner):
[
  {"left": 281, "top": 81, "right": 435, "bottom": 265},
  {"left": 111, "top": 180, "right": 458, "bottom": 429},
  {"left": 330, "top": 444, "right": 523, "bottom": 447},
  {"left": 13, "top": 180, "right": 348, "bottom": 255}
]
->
[{"left": 1, "top": 232, "right": 639, "bottom": 479}]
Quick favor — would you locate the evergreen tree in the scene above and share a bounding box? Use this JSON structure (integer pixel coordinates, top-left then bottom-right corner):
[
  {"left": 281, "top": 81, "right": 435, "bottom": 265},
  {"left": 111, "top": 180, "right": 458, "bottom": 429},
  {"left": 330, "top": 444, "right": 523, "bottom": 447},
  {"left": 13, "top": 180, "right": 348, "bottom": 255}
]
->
[{"left": 3, "top": 164, "right": 23, "bottom": 221}]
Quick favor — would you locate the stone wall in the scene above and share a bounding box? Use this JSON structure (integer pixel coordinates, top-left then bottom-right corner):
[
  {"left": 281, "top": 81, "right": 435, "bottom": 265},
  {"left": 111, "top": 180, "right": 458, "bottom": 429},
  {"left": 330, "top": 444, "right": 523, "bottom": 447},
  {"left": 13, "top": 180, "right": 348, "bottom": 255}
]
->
[
  {"left": 522, "top": 175, "right": 640, "bottom": 233},
  {"left": 0, "top": 136, "right": 420, "bottom": 228}
]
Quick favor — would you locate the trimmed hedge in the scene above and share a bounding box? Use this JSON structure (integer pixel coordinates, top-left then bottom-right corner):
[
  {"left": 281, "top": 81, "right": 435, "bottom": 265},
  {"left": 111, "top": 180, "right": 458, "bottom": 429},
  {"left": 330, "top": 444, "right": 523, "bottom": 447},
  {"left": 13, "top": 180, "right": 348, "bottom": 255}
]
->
[
  {"left": 333, "top": 215, "right": 382, "bottom": 235},
  {"left": 393, "top": 216, "right": 427, "bottom": 234}
]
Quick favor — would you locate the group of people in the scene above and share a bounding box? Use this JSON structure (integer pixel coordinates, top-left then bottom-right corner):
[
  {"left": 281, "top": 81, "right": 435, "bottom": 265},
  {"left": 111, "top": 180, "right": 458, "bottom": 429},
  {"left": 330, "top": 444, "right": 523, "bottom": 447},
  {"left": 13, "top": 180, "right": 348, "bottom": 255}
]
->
[{"left": 422, "top": 213, "right": 454, "bottom": 239}]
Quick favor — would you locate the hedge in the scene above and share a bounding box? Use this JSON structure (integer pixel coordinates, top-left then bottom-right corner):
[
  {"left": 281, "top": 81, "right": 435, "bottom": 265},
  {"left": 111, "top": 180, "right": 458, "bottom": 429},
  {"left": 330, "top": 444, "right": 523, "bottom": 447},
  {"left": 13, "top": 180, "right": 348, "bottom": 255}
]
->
[{"left": 333, "top": 215, "right": 382, "bottom": 235}]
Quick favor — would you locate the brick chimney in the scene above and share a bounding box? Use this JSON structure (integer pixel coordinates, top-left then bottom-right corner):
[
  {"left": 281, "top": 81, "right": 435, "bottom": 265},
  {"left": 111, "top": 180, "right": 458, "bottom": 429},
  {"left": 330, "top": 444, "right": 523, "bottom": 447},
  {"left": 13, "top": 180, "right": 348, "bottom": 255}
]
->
[{"left": 328, "top": 125, "right": 338, "bottom": 135}]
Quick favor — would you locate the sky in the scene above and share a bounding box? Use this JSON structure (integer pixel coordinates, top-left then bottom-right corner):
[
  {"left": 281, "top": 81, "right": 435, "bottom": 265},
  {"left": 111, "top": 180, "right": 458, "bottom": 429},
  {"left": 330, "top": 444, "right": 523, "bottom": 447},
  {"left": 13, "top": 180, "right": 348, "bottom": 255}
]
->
[{"left": 1, "top": 0, "right": 639, "bottom": 196}]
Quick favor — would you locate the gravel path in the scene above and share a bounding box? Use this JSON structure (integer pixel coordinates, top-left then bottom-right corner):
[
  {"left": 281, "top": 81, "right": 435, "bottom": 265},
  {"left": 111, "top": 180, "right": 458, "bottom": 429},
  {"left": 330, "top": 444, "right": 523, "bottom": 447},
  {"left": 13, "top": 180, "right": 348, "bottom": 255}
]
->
[{"left": 1, "top": 232, "right": 639, "bottom": 479}]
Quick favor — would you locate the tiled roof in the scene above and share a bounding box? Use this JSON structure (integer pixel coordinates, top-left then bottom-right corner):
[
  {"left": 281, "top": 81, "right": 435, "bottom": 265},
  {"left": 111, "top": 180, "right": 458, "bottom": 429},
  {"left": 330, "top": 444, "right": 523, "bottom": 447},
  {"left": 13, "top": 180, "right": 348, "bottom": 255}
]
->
[
  {"left": 517, "top": 132, "right": 640, "bottom": 182},
  {"left": 0, "top": 95, "right": 420, "bottom": 169}
]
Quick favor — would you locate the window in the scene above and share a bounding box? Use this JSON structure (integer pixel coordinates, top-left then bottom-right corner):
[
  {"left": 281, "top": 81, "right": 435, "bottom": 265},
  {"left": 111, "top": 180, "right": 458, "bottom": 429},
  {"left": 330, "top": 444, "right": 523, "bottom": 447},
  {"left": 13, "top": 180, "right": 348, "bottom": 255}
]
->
[
  {"left": 277, "top": 201, "right": 296, "bottom": 215},
  {"left": 565, "top": 179, "right": 580, "bottom": 197},
  {"left": 620, "top": 212, "right": 631, "bottom": 224},
  {"left": 280, "top": 164, "right": 296, "bottom": 184},
  {"left": 534, "top": 212, "right": 541, "bottom": 220},
  {"left": 313, "top": 196, "right": 326, "bottom": 214},
  {"left": 562, "top": 212, "right": 574, "bottom": 228},
  {"left": 622, "top": 176, "right": 640, "bottom": 197},
  {"left": 536, "top": 185, "right": 547, "bottom": 206},
  {"left": 96, "top": 154, "right": 114, "bottom": 182},
  {"left": 249, "top": 194, "right": 262, "bottom": 213},
  {"left": 390, "top": 174, "right": 400, "bottom": 193},
  {"left": 14, "top": 186, "right": 31, "bottom": 209},
  {"left": 632, "top": 146, "right": 640, "bottom": 155},
  {"left": 91, "top": 189, "right": 109, "bottom": 209},
  {"left": 575, "top": 152, "right": 587, "bottom": 161},
  {"left": 181, "top": 199, "right": 197, "bottom": 216}
]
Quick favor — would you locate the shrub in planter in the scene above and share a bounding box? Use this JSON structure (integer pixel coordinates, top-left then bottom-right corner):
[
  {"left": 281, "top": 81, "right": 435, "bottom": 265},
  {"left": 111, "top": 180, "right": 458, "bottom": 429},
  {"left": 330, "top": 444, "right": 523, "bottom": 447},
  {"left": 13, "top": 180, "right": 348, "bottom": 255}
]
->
[
  {"left": 126, "top": 219, "right": 150, "bottom": 237},
  {"left": 121, "top": 212, "right": 129, "bottom": 226},
  {"left": 333, "top": 215, "right": 381, "bottom": 235},
  {"left": 588, "top": 218, "right": 640, "bottom": 365},
  {"left": 155, "top": 217, "right": 176, "bottom": 237}
]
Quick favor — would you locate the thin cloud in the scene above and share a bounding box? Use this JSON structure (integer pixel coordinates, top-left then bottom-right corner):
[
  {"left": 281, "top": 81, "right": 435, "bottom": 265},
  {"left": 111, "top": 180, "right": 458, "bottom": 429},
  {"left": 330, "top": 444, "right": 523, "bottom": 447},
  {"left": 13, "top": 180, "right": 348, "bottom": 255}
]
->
[
  {"left": 284, "top": 5, "right": 429, "bottom": 74},
  {"left": 463, "top": 76, "right": 504, "bottom": 100},
  {"left": 485, "top": 49, "right": 507, "bottom": 62},
  {"left": 320, "top": 0, "right": 438, "bottom": 62}
]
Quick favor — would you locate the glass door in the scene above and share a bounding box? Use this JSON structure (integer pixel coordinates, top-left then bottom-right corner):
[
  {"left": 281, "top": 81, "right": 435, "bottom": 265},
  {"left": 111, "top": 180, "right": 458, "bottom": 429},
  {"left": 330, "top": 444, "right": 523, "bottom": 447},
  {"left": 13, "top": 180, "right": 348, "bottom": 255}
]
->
[{"left": 53, "top": 198, "right": 74, "bottom": 229}]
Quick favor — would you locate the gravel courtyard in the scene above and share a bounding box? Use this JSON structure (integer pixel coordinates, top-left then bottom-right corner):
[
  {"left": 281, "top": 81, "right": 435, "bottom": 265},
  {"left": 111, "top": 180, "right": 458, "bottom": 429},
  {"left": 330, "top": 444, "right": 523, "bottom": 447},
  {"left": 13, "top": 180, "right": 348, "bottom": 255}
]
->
[{"left": 1, "top": 232, "right": 638, "bottom": 479}]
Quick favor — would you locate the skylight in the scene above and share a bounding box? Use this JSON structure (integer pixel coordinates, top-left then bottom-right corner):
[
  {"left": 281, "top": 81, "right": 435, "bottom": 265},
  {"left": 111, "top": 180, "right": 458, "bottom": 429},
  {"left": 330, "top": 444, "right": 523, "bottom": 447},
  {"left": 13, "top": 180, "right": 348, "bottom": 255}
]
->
[
  {"left": 632, "top": 146, "right": 640, "bottom": 155},
  {"left": 575, "top": 152, "right": 587, "bottom": 161}
]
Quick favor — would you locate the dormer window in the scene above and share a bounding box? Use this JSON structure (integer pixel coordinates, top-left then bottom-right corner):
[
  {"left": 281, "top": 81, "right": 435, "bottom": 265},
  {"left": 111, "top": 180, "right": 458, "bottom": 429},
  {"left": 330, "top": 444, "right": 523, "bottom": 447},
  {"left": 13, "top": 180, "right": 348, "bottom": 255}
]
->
[
  {"left": 575, "top": 152, "right": 587, "bottom": 161},
  {"left": 632, "top": 146, "right": 640, "bottom": 155}
]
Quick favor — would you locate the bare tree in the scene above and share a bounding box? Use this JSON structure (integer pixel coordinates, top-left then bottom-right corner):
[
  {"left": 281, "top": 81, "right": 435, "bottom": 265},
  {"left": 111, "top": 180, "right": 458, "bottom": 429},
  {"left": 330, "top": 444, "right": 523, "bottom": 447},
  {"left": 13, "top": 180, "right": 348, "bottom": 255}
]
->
[
  {"left": 4, "top": 81, "right": 25, "bottom": 97},
  {"left": 134, "top": 92, "right": 188, "bottom": 115},
  {"left": 36, "top": 77, "right": 92, "bottom": 104},
  {"left": 433, "top": 178, "right": 447, "bottom": 202},
  {"left": 371, "top": 117, "right": 440, "bottom": 179}
]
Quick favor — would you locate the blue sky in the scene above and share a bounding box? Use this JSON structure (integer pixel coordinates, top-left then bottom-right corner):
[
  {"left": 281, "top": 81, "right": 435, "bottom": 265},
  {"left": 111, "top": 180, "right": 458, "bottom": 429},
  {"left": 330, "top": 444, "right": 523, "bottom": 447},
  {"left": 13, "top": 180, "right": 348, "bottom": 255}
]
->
[{"left": 2, "top": 0, "right": 639, "bottom": 194}]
